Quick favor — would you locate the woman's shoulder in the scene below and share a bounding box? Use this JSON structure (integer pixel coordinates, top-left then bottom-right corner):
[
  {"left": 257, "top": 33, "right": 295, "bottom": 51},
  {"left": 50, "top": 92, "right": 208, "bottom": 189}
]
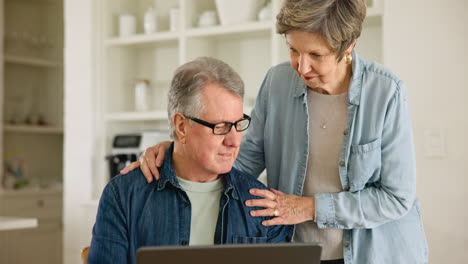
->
[
  {"left": 360, "top": 58, "right": 404, "bottom": 86},
  {"left": 357, "top": 57, "right": 408, "bottom": 100},
  {"left": 261, "top": 62, "right": 304, "bottom": 97},
  {"left": 268, "top": 61, "right": 296, "bottom": 76}
]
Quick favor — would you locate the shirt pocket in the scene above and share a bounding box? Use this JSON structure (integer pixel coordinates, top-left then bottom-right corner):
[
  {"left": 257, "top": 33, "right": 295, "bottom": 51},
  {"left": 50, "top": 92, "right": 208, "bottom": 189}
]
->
[
  {"left": 232, "top": 236, "right": 268, "bottom": 244},
  {"left": 348, "top": 138, "right": 382, "bottom": 192}
]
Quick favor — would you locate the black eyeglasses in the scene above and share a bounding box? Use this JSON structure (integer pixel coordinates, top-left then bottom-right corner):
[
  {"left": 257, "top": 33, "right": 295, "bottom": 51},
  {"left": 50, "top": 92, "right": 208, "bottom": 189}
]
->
[{"left": 185, "top": 114, "right": 251, "bottom": 135}]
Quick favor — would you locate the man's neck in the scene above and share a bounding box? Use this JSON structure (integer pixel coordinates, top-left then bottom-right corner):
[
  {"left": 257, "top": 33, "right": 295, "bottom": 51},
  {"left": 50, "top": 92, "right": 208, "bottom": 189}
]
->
[{"left": 172, "top": 144, "right": 221, "bottom": 183}]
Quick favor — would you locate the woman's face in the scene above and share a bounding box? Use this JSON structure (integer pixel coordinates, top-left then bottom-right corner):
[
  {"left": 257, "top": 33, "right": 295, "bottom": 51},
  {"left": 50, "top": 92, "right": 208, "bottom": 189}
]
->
[{"left": 286, "top": 30, "right": 351, "bottom": 93}]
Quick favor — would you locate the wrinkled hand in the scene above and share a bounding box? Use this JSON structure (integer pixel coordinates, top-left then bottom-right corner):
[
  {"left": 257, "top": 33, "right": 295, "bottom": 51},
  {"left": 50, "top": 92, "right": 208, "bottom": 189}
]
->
[
  {"left": 246, "top": 188, "right": 315, "bottom": 226},
  {"left": 119, "top": 141, "right": 171, "bottom": 182}
]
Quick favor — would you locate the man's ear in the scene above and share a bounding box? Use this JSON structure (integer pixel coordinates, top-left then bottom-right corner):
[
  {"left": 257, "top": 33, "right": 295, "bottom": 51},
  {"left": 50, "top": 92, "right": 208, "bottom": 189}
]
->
[{"left": 174, "top": 113, "right": 189, "bottom": 144}]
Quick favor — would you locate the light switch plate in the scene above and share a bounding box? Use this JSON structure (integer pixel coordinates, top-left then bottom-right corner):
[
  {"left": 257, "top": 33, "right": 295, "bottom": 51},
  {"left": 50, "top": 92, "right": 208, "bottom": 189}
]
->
[{"left": 423, "top": 128, "right": 446, "bottom": 158}]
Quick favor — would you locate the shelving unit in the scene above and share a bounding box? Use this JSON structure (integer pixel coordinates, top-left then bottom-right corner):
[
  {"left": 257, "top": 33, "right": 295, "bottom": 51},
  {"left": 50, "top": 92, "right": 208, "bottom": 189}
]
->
[
  {"left": 92, "top": 0, "right": 384, "bottom": 199},
  {"left": 0, "top": 0, "right": 64, "bottom": 262},
  {"left": 1, "top": 0, "right": 64, "bottom": 191}
]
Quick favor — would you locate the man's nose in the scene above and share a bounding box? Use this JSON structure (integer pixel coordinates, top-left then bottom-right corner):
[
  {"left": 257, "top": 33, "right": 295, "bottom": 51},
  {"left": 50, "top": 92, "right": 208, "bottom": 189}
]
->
[{"left": 223, "top": 127, "right": 242, "bottom": 147}]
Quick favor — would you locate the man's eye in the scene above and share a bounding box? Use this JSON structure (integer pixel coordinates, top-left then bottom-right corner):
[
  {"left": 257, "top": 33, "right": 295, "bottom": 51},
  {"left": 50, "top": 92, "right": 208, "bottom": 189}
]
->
[{"left": 214, "top": 123, "right": 229, "bottom": 131}]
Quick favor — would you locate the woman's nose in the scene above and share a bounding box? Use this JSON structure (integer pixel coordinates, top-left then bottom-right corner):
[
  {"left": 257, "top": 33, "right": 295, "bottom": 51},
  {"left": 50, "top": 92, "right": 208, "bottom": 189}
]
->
[{"left": 297, "top": 55, "right": 311, "bottom": 75}]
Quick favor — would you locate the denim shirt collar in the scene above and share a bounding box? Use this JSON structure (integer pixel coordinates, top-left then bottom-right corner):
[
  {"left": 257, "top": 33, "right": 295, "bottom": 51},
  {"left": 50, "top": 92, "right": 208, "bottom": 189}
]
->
[
  {"left": 292, "top": 49, "right": 363, "bottom": 106},
  {"left": 157, "top": 142, "right": 239, "bottom": 200}
]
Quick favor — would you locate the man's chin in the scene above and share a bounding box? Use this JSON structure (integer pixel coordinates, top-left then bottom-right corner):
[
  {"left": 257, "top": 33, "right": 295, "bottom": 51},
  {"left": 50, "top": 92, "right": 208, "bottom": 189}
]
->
[{"left": 218, "top": 164, "right": 234, "bottom": 175}]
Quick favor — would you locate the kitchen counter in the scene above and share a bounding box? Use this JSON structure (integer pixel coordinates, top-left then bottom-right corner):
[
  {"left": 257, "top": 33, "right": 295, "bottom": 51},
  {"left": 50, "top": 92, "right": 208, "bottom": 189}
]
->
[{"left": 0, "top": 216, "right": 38, "bottom": 231}]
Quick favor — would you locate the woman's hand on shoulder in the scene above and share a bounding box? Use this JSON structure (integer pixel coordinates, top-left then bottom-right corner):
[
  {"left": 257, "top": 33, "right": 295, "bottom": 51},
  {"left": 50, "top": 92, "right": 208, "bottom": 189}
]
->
[
  {"left": 119, "top": 141, "right": 171, "bottom": 182},
  {"left": 246, "top": 188, "right": 315, "bottom": 226}
]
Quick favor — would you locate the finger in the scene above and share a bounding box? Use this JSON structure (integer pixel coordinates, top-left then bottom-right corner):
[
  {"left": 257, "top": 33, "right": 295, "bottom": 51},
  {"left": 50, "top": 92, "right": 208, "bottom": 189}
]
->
[
  {"left": 250, "top": 208, "right": 279, "bottom": 217},
  {"left": 155, "top": 144, "right": 167, "bottom": 167},
  {"left": 245, "top": 198, "right": 277, "bottom": 209},
  {"left": 270, "top": 188, "right": 285, "bottom": 195},
  {"left": 249, "top": 188, "right": 277, "bottom": 200},
  {"left": 143, "top": 147, "right": 157, "bottom": 165},
  {"left": 261, "top": 217, "right": 285, "bottom": 226},
  {"left": 147, "top": 157, "right": 161, "bottom": 181},
  {"left": 120, "top": 161, "right": 140, "bottom": 174},
  {"left": 139, "top": 158, "right": 154, "bottom": 183}
]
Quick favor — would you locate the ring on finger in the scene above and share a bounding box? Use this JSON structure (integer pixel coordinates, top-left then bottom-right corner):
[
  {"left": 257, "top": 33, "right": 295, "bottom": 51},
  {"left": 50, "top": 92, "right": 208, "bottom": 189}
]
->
[{"left": 272, "top": 209, "right": 279, "bottom": 217}]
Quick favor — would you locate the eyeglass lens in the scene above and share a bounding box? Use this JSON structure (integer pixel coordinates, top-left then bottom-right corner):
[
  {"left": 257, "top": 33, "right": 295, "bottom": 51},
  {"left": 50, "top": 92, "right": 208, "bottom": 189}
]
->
[{"left": 213, "top": 119, "right": 250, "bottom": 135}]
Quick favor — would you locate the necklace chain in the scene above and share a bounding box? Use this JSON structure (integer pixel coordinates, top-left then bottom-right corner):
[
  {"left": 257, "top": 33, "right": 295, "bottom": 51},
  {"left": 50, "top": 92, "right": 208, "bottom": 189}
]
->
[{"left": 314, "top": 93, "right": 343, "bottom": 130}]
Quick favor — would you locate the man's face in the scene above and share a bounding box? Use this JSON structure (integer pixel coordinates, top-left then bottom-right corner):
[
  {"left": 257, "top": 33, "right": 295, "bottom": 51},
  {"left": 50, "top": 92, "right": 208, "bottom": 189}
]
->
[{"left": 183, "top": 83, "right": 244, "bottom": 178}]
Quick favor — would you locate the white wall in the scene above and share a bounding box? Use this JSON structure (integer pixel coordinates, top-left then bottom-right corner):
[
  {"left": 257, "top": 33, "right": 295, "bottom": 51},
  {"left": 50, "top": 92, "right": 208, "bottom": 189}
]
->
[
  {"left": 384, "top": 0, "right": 468, "bottom": 262},
  {"left": 63, "top": 0, "right": 95, "bottom": 263}
]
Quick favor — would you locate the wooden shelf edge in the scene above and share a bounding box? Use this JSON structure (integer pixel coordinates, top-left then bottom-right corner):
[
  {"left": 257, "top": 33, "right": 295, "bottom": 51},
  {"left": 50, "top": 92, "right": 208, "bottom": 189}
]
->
[
  {"left": 0, "top": 188, "right": 63, "bottom": 197},
  {"left": 4, "top": 55, "right": 61, "bottom": 67},
  {"left": 4, "top": 124, "right": 64, "bottom": 134}
]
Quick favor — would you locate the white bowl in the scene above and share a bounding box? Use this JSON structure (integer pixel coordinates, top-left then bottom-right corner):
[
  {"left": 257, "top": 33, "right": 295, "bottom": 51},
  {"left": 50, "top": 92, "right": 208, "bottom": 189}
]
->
[{"left": 215, "top": 0, "right": 266, "bottom": 25}]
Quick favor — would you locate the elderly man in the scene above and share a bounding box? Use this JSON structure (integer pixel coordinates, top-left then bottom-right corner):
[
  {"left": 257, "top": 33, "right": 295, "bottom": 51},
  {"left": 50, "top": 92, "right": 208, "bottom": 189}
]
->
[{"left": 87, "top": 57, "right": 291, "bottom": 264}]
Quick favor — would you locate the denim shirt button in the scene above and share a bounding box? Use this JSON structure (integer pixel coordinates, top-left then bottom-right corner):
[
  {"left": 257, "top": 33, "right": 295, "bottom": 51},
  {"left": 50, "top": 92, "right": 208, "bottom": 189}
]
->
[
  {"left": 181, "top": 240, "right": 188, "bottom": 245},
  {"left": 343, "top": 130, "right": 349, "bottom": 136},
  {"left": 184, "top": 202, "right": 190, "bottom": 208},
  {"left": 339, "top": 161, "right": 345, "bottom": 167},
  {"left": 344, "top": 242, "right": 350, "bottom": 247}
]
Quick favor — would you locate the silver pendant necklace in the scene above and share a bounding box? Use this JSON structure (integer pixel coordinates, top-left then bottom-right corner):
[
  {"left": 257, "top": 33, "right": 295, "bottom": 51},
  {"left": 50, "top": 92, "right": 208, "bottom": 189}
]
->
[{"left": 318, "top": 95, "right": 340, "bottom": 130}]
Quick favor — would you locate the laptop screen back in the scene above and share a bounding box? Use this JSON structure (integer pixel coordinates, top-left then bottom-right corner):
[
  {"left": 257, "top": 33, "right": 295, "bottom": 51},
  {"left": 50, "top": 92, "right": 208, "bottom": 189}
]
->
[{"left": 137, "top": 243, "right": 321, "bottom": 264}]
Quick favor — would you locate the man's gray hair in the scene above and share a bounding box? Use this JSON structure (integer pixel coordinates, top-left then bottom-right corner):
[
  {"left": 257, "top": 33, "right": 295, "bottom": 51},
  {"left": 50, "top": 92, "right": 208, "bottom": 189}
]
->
[
  {"left": 167, "top": 57, "right": 244, "bottom": 139},
  {"left": 276, "top": 0, "right": 366, "bottom": 61}
]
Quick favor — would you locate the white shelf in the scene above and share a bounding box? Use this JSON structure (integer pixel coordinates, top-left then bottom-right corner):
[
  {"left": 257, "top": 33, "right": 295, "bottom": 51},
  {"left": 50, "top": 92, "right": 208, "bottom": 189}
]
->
[
  {"left": 0, "top": 188, "right": 62, "bottom": 197},
  {"left": 4, "top": 124, "right": 64, "bottom": 134},
  {"left": 106, "top": 31, "right": 179, "bottom": 47},
  {"left": 105, "top": 111, "right": 167, "bottom": 121},
  {"left": 4, "top": 55, "right": 60, "bottom": 68},
  {"left": 105, "top": 21, "right": 273, "bottom": 46},
  {"left": 186, "top": 21, "right": 273, "bottom": 38}
]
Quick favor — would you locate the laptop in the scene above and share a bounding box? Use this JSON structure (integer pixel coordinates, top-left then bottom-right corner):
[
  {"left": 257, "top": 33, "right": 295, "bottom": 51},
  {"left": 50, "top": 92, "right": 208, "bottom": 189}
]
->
[{"left": 137, "top": 243, "right": 321, "bottom": 264}]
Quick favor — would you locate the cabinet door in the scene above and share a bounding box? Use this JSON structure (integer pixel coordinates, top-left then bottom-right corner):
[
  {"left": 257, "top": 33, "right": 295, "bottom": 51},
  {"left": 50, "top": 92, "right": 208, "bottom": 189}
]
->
[{"left": 0, "top": 221, "right": 62, "bottom": 264}]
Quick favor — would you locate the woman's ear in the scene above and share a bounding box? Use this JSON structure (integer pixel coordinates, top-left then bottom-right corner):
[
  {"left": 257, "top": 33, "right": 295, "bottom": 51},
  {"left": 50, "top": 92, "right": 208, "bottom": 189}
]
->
[
  {"left": 347, "top": 39, "right": 357, "bottom": 53},
  {"left": 173, "top": 113, "right": 189, "bottom": 144}
]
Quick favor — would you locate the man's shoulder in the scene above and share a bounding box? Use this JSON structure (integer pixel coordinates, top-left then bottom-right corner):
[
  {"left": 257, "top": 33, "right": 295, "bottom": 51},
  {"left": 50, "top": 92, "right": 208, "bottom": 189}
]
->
[
  {"left": 107, "top": 168, "right": 154, "bottom": 197},
  {"left": 229, "top": 167, "right": 268, "bottom": 191}
]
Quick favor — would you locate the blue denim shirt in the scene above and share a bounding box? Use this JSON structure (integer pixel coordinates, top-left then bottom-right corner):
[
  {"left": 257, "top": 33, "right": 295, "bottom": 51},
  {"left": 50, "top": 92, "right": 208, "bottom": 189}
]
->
[
  {"left": 235, "top": 51, "right": 428, "bottom": 263},
  {"left": 88, "top": 144, "right": 292, "bottom": 264}
]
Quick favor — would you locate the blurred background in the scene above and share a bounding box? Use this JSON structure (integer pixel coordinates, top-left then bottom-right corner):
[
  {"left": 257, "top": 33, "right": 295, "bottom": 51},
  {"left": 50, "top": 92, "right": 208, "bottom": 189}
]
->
[{"left": 0, "top": 0, "right": 466, "bottom": 263}]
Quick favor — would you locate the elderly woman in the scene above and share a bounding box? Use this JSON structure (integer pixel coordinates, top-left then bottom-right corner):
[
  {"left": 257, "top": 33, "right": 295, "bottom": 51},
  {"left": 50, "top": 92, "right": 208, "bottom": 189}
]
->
[{"left": 122, "top": 0, "right": 428, "bottom": 263}]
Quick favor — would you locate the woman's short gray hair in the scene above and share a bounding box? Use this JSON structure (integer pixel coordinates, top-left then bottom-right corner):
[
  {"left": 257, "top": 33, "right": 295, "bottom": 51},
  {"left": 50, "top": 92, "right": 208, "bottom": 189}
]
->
[
  {"left": 167, "top": 57, "right": 244, "bottom": 139},
  {"left": 276, "top": 0, "right": 367, "bottom": 61}
]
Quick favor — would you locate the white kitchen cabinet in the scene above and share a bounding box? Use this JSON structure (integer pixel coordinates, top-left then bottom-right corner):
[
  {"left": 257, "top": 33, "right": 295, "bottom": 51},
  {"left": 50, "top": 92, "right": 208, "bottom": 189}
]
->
[{"left": 92, "top": 0, "right": 384, "bottom": 199}]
